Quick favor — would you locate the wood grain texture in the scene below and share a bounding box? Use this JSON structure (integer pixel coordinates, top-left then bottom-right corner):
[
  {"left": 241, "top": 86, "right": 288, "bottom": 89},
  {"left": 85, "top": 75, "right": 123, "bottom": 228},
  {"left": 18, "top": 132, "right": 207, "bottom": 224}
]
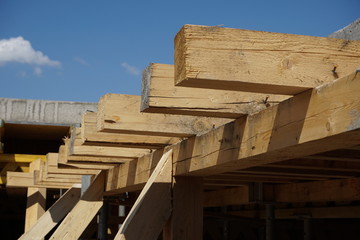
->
[
  {"left": 175, "top": 24, "right": 360, "bottom": 94},
  {"left": 81, "top": 111, "right": 181, "bottom": 148},
  {"left": 141, "top": 63, "right": 288, "bottom": 118},
  {"left": 97, "top": 93, "right": 231, "bottom": 137},
  {"left": 114, "top": 150, "right": 173, "bottom": 240},
  {"left": 49, "top": 172, "right": 105, "bottom": 240},
  {"left": 19, "top": 188, "right": 81, "bottom": 240},
  {"left": 172, "top": 71, "right": 360, "bottom": 176}
]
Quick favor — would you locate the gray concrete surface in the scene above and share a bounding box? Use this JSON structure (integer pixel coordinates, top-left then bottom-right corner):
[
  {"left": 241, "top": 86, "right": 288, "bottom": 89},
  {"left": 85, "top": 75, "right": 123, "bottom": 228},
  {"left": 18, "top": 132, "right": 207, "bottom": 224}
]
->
[
  {"left": 0, "top": 98, "right": 97, "bottom": 125},
  {"left": 328, "top": 18, "right": 360, "bottom": 40}
]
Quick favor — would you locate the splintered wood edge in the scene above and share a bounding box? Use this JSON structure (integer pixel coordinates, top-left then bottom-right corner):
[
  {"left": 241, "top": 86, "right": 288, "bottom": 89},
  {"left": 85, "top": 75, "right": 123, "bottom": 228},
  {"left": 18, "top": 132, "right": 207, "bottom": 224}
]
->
[{"left": 141, "top": 63, "right": 152, "bottom": 112}]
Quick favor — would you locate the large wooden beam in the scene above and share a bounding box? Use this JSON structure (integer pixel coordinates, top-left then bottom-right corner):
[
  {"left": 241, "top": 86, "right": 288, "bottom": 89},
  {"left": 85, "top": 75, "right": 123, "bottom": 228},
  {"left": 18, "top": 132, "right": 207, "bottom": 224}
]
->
[
  {"left": 229, "top": 205, "right": 360, "bottom": 219},
  {"left": 142, "top": 63, "right": 288, "bottom": 118},
  {"left": 97, "top": 94, "right": 231, "bottom": 137},
  {"left": 105, "top": 148, "right": 166, "bottom": 195},
  {"left": 82, "top": 112, "right": 180, "bottom": 148},
  {"left": 46, "top": 153, "right": 101, "bottom": 175},
  {"left": 6, "top": 171, "right": 80, "bottom": 189},
  {"left": 49, "top": 172, "right": 105, "bottom": 240},
  {"left": 273, "top": 177, "right": 360, "bottom": 203},
  {"left": 106, "top": 72, "right": 360, "bottom": 194},
  {"left": 173, "top": 71, "right": 360, "bottom": 176},
  {"left": 114, "top": 150, "right": 173, "bottom": 240},
  {"left": 174, "top": 24, "right": 360, "bottom": 95},
  {"left": 19, "top": 188, "right": 81, "bottom": 240},
  {"left": 204, "top": 177, "right": 360, "bottom": 206}
]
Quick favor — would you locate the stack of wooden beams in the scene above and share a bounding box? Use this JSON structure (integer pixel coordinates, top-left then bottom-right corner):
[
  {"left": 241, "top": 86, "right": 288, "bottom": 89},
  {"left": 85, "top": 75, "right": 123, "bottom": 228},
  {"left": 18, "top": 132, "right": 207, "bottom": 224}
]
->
[{"left": 7, "top": 24, "right": 360, "bottom": 239}]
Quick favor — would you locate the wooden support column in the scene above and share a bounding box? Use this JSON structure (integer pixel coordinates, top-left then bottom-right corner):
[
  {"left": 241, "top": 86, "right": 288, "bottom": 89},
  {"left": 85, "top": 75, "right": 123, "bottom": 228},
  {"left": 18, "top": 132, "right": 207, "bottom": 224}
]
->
[
  {"left": 19, "top": 188, "right": 81, "bottom": 240},
  {"left": 114, "top": 150, "right": 173, "bottom": 240},
  {"left": 24, "top": 159, "right": 47, "bottom": 232},
  {"left": 49, "top": 171, "right": 105, "bottom": 240},
  {"left": 164, "top": 177, "right": 204, "bottom": 240}
]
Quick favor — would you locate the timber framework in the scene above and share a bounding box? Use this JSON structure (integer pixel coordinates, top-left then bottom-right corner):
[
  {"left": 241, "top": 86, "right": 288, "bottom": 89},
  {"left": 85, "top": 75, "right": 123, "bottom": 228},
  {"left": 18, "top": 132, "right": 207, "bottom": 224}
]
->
[{"left": 1, "top": 21, "right": 360, "bottom": 240}]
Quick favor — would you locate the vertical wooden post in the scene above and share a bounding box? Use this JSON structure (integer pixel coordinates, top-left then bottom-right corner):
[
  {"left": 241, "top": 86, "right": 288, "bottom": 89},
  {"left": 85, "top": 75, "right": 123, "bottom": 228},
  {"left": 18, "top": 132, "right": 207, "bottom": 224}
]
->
[
  {"left": 164, "top": 176, "right": 203, "bottom": 240},
  {"left": 24, "top": 159, "right": 47, "bottom": 232}
]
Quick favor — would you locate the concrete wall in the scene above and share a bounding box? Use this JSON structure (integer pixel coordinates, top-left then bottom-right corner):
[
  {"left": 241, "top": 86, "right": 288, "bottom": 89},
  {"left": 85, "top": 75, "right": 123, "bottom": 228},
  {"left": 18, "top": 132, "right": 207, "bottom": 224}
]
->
[
  {"left": 328, "top": 18, "right": 360, "bottom": 40},
  {"left": 0, "top": 98, "right": 97, "bottom": 125}
]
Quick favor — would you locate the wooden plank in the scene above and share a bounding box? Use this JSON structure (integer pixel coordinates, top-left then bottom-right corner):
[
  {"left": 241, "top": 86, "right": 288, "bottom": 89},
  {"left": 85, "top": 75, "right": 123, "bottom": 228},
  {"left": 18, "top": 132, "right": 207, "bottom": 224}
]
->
[
  {"left": 105, "top": 148, "right": 166, "bottom": 195},
  {"left": 174, "top": 24, "right": 360, "bottom": 95},
  {"left": 19, "top": 188, "right": 81, "bottom": 240},
  {"left": 6, "top": 171, "right": 80, "bottom": 189},
  {"left": 229, "top": 205, "right": 360, "bottom": 219},
  {"left": 82, "top": 111, "right": 181, "bottom": 148},
  {"left": 142, "top": 63, "right": 288, "bottom": 118},
  {"left": 45, "top": 152, "right": 100, "bottom": 175},
  {"left": 172, "top": 71, "right": 360, "bottom": 176},
  {"left": 0, "top": 162, "right": 18, "bottom": 184},
  {"left": 164, "top": 177, "right": 203, "bottom": 240},
  {"left": 273, "top": 177, "right": 360, "bottom": 202},
  {"left": 0, "top": 154, "right": 46, "bottom": 163},
  {"left": 58, "top": 144, "right": 127, "bottom": 164},
  {"left": 204, "top": 186, "right": 250, "bottom": 207},
  {"left": 24, "top": 159, "right": 46, "bottom": 232},
  {"left": 114, "top": 150, "right": 173, "bottom": 240},
  {"left": 97, "top": 94, "right": 231, "bottom": 137},
  {"left": 49, "top": 172, "right": 105, "bottom": 240},
  {"left": 71, "top": 145, "right": 150, "bottom": 159}
]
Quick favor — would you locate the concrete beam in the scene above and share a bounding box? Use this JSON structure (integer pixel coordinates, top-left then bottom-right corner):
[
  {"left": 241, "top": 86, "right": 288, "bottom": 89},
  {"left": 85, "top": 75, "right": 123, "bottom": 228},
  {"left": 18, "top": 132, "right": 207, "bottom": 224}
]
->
[
  {"left": 0, "top": 98, "right": 97, "bottom": 125},
  {"left": 328, "top": 18, "right": 360, "bottom": 40}
]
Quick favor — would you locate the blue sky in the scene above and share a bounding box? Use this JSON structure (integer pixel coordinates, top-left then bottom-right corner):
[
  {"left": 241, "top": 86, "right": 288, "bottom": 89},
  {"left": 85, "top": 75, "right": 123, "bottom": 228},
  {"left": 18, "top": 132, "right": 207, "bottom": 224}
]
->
[{"left": 0, "top": 0, "right": 359, "bottom": 103}]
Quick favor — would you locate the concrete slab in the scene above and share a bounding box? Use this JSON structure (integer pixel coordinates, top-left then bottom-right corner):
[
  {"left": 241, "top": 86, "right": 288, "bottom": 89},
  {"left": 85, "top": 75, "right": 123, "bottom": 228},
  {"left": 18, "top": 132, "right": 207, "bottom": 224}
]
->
[
  {"left": 328, "top": 18, "right": 360, "bottom": 40},
  {"left": 0, "top": 98, "right": 97, "bottom": 125}
]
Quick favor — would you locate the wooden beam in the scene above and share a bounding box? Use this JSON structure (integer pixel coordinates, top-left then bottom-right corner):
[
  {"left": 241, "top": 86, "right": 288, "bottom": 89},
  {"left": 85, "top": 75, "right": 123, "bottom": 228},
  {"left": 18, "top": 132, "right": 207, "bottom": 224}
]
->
[
  {"left": 46, "top": 153, "right": 101, "bottom": 175},
  {"left": 105, "top": 148, "right": 166, "bottom": 195},
  {"left": 164, "top": 177, "right": 203, "bottom": 240},
  {"left": 204, "top": 177, "right": 360, "bottom": 206},
  {"left": 49, "top": 172, "right": 105, "bottom": 240},
  {"left": 19, "top": 188, "right": 81, "bottom": 240},
  {"left": 229, "top": 205, "right": 360, "bottom": 219},
  {"left": 82, "top": 111, "right": 181, "bottom": 148},
  {"left": 6, "top": 171, "right": 80, "bottom": 189},
  {"left": 25, "top": 159, "right": 46, "bottom": 232},
  {"left": 114, "top": 150, "right": 173, "bottom": 240},
  {"left": 97, "top": 94, "right": 231, "bottom": 137},
  {"left": 142, "top": 63, "right": 288, "bottom": 118},
  {"left": 0, "top": 162, "right": 18, "bottom": 184},
  {"left": 273, "top": 177, "right": 360, "bottom": 203},
  {"left": 172, "top": 71, "right": 360, "bottom": 176},
  {"left": 174, "top": 24, "right": 360, "bottom": 95},
  {"left": 58, "top": 144, "right": 127, "bottom": 164},
  {"left": 204, "top": 186, "right": 250, "bottom": 207}
]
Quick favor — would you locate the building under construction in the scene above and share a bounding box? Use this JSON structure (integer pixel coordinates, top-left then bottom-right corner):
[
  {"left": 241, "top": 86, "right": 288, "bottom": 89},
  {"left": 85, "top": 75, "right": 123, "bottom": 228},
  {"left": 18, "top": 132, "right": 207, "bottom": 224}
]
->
[{"left": 1, "top": 19, "right": 360, "bottom": 240}]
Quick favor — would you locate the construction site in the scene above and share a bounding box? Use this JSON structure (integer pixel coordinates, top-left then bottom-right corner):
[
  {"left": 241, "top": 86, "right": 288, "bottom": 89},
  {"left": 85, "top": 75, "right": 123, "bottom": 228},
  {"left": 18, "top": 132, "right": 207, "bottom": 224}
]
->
[{"left": 0, "top": 19, "right": 360, "bottom": 240}]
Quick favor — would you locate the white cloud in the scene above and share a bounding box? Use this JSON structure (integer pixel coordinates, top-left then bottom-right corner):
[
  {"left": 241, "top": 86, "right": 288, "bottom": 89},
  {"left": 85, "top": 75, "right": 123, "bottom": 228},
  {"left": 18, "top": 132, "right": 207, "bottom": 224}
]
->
[
  {"left": 73, "top": 56, "right": 89, "bottom": 66},
  {"left": 0, "top": 36, "right": 61, "bottom": 66},
  {"left": 121, "top": 62, "right": 140, "bottom": 76},
  {"left": 34, "top": 67, "right": 42, "bottom": 76}
]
